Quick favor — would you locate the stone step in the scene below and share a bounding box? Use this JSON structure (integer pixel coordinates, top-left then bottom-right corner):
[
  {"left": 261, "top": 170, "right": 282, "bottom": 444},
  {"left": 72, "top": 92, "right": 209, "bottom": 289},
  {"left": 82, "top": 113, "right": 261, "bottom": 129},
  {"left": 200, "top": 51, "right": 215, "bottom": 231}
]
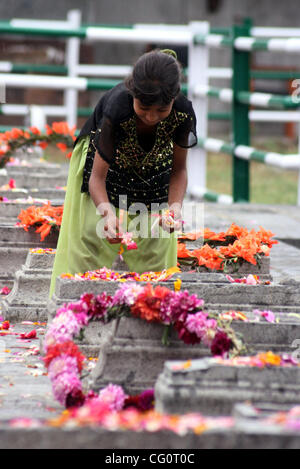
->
[
  {"left": 0, "top": 225, "right": 59, "bottom": 247},
  {"left": 1, "top": 418, "right": 300, "bottom": 449},
  {"left": 83, "top": 313, "right": 300, "bottom": 395},
  {"left": 0, "top": 189, "right": 66, "bottom": 200},
  {"left": 0, "top": 173, "right": 67, "bottom": 190},
  {"left": 1, "top": 249, "right": 56, "bottom": 322},
  {"left": 0, "top": 246, "right": 30, "bottom": 286},
  {"left": 49, "top": 273, "right": 300, "bottom": 317},
  {"left": 0, "top": 200, "right": 64, "bottom": 219},
  {"left": 154, "top": 357, "right": 300, "bottom": 416},
  {"left": 1, "top": 162, "right": 68, "bottom": 176}
]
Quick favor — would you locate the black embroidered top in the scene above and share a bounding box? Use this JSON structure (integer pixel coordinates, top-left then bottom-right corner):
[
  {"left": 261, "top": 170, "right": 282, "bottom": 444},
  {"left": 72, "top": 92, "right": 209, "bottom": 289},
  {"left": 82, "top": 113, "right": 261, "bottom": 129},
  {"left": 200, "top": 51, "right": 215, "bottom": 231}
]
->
[{"left": 76, "top": 82, "right": 197, "bottom": 211}]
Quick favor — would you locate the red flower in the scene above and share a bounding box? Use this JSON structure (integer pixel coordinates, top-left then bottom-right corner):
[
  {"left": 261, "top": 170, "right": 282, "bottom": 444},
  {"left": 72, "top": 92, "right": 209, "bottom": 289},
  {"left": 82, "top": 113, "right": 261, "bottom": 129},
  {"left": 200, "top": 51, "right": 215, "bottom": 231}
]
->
[
  {"left": 65, "top": 389, "right": 86, "bottom": 409},
  {"left": 0, "top": 286, "right": 11, "bottom": 295},
  {"left": 131, "top": 284, "right": 171, "bottom": 323},
  {"left": 38, "top": 141, "right": 48, "bottom": 149},
  {"left": 56, "top": 143, "right": 68, "bottom": 152},
  {"left": 0, "top": 320, "right": 10, "bottom": 330},
  {"left": 19, "top": 330, "right": 37, "bottom": 340},
  {"left": 44, "top": 341, "right": 85, "bottom": 372},
  {"left": 210, "top": 331, "right": 232, "bottom": 356},
  {"left": 123, "top": 395, "right": 140, "bottom": 409},
  {"left": 8, "top": 179, "right": 16, "bottom": 189},
  {"left": 174, "top": 320, "right": 200, "bottom": 345}
]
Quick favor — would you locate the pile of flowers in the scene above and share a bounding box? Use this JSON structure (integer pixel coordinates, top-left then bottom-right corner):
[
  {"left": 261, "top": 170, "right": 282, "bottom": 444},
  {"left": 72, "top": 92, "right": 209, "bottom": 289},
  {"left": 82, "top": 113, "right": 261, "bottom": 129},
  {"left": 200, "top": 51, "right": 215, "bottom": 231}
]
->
[
  {"left": 0, "top": 196, "right": 50, "bottom": 204},
  {"left": 16, "top": 202, "right": 63, "bottom": 241},
  {"left": 214, "top": 351, "right": 300, "bottom": 368},
  {"left": 30, "top": 247, "right": 56, "bottom": 254},
  {"left": 46, "top": 397, "right": 234, "bottom": 434},
  {"left": 61, "top": 266, "right": 180, "bottom": 283},
  {"left": 177, "top": 224, "right": 278, "bottom": 273},
  {"left": 0, "top": 122, "right": 76, "bottom": 168},
  {"left": 43, "top": 282, "right": 245, "bottom": 408}
]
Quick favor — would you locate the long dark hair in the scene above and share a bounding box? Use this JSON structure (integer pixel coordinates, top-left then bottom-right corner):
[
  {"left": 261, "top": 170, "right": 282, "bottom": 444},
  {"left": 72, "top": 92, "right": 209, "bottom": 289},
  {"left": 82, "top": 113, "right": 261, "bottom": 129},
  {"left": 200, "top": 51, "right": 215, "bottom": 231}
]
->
[{"left": 125, "top": 49, "right": 182, "bottom": 106}]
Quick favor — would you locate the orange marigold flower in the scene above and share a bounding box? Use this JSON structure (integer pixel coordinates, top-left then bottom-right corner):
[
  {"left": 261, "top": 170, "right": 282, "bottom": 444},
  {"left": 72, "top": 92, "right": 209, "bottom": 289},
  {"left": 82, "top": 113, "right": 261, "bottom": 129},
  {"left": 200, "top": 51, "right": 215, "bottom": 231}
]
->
[
  {"left": 130, "top": 283, "right": 169, "bottom": 323},
  {"left": 192, "top": 244, "right": 224, "bottom": 271},
  {"left": 38, "top": 141, "right": 49, "bottom": 149},
  {"left": 29, "top": 126, "right": 41, "bottom": 135},
  {"left": 51, "top": 121, "right": 70, "bottom": 135},
  {"left": 258, "top": 351, "right": 282, "bottom": 366},
  {"left": 177, "top": 241, "right": 194, "bottom": 259},
  {"left": 10, "top": 128, "right": 24, "bottom": 139},
  {"left": 225, "top": 223, "right": 249, "bottom": 239},
  {"left": 56, "top": 143, "right": 68, "bottom": 152}
]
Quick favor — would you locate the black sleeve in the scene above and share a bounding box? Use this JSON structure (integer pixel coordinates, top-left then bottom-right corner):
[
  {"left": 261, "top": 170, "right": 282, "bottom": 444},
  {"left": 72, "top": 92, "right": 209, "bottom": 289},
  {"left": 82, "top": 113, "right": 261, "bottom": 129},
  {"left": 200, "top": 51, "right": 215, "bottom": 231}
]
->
[
  {"left": 173, "top": 106, "right": 197, "bottom": 149},
  {"left": 90, "top": 116, "right": 115, "bottom": 165}
]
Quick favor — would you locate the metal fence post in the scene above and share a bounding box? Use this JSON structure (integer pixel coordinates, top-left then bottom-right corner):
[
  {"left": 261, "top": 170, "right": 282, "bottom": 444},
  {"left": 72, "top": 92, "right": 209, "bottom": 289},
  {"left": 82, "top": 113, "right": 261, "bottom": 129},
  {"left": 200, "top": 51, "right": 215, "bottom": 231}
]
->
[
  {"left": 187, "top": 21, "right": 209, "bottom": 197},
  {"left": 232, "top": 18, "right": 251, "bottom": 202},
  {"left": 65, "top": 9, "right": 81, "bottom": 128}
]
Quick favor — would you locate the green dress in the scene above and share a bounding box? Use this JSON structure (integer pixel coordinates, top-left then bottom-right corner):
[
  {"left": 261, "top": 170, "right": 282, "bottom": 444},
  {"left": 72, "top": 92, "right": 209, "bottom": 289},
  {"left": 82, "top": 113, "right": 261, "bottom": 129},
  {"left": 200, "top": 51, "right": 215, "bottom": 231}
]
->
[{"left": 49, "top": 83, "right": 197, "bottom": 297}]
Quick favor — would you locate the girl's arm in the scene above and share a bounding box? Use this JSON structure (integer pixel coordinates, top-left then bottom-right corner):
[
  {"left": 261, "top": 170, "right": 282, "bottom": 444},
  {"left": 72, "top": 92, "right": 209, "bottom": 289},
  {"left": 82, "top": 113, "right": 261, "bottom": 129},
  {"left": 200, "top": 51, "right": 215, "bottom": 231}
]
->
[
  {"left": 168, "top": 143, "right": 188, "bottom": 218},
  {"left": 89, "top": 151, "right": 122, "bottom": 243}
]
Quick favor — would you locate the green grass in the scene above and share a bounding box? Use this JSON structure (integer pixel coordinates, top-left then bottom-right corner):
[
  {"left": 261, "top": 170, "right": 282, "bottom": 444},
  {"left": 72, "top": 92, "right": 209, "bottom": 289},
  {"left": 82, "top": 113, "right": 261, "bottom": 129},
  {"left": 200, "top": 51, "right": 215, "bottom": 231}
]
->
[{"left": 206, "top": 138, "right": 299, "bottom": 205}]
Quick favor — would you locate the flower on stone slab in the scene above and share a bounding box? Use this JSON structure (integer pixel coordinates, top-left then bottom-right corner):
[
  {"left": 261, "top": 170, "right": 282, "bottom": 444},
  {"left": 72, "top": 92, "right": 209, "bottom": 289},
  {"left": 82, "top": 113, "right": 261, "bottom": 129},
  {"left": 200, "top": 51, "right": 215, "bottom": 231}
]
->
[
  {"left": 131, "top": 283, "right": 171, "bottom": 323},
  {"left": 185, "top": 312, "right": 218, "bottom": 346},
  {"left": 210, "top": 330, "right": 233, "bottom": 357},
  {"left": 98, "top": 384, "right": 128, "bottom": 412},
  {"left": 160, "top": 290, "right": 204, "bottom": 325},
  {"left": 112, "top": 283, "right": 144, "bottom": 307}
]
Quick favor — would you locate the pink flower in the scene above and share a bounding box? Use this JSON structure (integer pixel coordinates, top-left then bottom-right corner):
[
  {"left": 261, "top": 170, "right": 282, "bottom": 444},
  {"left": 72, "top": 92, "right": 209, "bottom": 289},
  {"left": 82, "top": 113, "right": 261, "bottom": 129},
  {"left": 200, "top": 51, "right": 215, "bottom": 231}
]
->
[
  {"left": 48, "top": 355, "right": 79, "bottom": 380},
  {"left": 127, "top": 240, "right": 138, "bottom": 250},
  {"left": 52, "top": 372, "right": 82, "bottom": 406},
  {"left": 185, "top": 313, "right": 218, "bottom": 346},
  {"left": 253, "top": 309, "right": 276, "bottom": 323},
  {"left": 160, "top": 290, "right": 204, "bottom": 325},
  {"left": 98, "top": 383, "right": 128, "bottom": 412},
  {"left": 0, "top": 286, "right": 11, "bottom": 295},
  {"left": 44, "top": 310, "right": 82, "bottom": 348},
  {"left": 112, "top": 283, "right": 144, "bottom": 307}
]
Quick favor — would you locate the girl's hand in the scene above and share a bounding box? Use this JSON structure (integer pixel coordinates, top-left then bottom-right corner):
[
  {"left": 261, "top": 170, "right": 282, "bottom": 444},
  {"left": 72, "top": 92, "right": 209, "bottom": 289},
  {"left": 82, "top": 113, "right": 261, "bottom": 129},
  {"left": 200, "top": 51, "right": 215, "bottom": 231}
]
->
[
  {"left": 159, "top": 207, "right": 182, "bottom": 233},
  {"left": 103, "top": 214, "right": 123, "bottom": 244}
]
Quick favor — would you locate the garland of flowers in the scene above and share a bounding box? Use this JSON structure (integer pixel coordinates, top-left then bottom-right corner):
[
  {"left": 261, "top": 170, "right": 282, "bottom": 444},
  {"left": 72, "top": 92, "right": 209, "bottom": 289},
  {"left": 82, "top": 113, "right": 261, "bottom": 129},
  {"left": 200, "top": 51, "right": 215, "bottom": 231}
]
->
[
  {"left": 177, "top": 224, "right": 278, "bottom": 272},
  {"left": 0, "top": 122, "right": 76, "bottom": 168},
  {"left": 43, "top": 282, "right": 246, "bottom": 408}
]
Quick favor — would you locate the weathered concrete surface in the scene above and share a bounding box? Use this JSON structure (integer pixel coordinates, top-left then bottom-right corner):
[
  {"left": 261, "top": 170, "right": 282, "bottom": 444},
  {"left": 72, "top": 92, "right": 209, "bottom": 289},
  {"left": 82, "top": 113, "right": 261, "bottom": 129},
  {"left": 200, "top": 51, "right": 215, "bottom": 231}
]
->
[
  {"left": 0, "top": 173, "right": 67, "bottom": 190},
  {"left": 2, "top": 250, "right": 55, "bottom": 322},
  {"left": 0, "top": 246, "right": 29, "bottom": 287},
  {"left": 154, "top": 357, "right": 300, "bottom": 416},
  {"left": 0, "top": 200, "right": 64, "bottom": 220},
  {"left": 73, "top": 311, "right": 300, "bottom": 359},
  {"left": 0, "top": 188, "right": 66, "bottom": 200},
  {"left": 1, "top": 162, "right": 66, "bottom": 176},
  {"left": 49, "top": 274, "right": 300, "bottom": 318},
  {"left": 0, "top": 201, "right": 299, "bottom": 448},
  {"left": 0, "top": 225, "right": 58, "bottom": 247},
  {"left": 2, "top": 425, "right": 300, "bottom": 449}
]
